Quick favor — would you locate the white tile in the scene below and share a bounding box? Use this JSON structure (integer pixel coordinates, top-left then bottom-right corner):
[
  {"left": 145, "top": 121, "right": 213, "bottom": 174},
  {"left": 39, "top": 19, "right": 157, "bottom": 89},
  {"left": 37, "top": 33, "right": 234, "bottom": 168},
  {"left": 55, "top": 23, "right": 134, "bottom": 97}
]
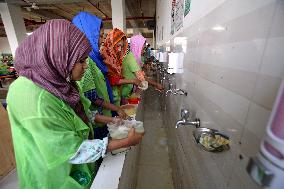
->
[
  {"left": 197, "top": 0, "right": 276, "bottom": 45},
  {"left": 195, "top": 63, "right": 258, "bottom": 99},
  {"left": 245, "top": 102, "right": 271, "bottom": 138},
  {"left": 195, "top": 74, "right": 250, "bottom": 125},
  {"left": 240, "top": 128, "right": 261, "bottom": 157},
  {"left": 252, "top": 74, "right": 282, "bottom": 110},
  {"left": 261, "top": 38, "right": 284, "bottom": 78},
  {"left": 197, "top": 40, "right": 266, "bottom": 72}
]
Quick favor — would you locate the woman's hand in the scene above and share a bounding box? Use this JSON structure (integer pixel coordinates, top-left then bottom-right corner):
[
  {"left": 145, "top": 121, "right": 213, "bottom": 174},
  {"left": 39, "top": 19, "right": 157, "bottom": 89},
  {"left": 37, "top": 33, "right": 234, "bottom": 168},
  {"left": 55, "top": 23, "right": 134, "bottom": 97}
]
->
[
  {"left": 111, "top": 117, "right": 123, "bottom": 125},
  {"left": 117, "top": 108, "right": 127, "bottom": 119},
  {"left": 127, "top": 128, "right": 144, "bottom": 146},
  {"left": 133, "top": 79, "right": 141, "bottom": 86},
  {"left": 155, "top": 83, "right": 164, "bottom": 91}
]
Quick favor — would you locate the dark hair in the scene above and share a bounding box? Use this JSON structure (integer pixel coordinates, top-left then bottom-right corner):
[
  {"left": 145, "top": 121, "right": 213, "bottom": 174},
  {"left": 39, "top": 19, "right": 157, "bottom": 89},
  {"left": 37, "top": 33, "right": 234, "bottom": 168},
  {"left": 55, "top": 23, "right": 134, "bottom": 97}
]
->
[{"left": 100, "top": 22, "right": 104, "bottom": 29}]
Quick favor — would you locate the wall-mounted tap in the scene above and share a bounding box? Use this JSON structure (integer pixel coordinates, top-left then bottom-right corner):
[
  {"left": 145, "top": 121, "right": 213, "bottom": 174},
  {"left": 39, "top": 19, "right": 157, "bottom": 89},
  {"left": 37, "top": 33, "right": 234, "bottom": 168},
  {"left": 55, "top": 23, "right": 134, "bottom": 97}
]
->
[
  {"left": 166, "top": 88, "right": 188, "bottom": 96},
  {"left": 175, "top": 89, "right": 188, "bottom": 96},
  {"left": 175, "top": 109, "right": 200, "bottom": 128}
]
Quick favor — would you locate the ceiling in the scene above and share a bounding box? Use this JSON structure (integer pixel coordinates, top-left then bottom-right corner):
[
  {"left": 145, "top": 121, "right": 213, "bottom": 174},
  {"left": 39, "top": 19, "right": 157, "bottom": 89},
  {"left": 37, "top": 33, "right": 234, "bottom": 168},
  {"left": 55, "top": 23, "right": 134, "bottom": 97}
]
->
[{"left": 0, "top": 0, "right": 156, "bottom": 37}]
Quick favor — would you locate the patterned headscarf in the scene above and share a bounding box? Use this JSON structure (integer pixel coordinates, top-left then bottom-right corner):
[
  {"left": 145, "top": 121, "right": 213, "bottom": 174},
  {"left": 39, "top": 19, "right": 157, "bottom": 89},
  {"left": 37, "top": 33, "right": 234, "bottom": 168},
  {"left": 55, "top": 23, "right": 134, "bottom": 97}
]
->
[
  {"left": 14, "top": 19, "right": 91, "bottom": 124},
  {"left": 72, "top": 12, "right": 114, "bottom": 104},
  {"left": 130, "top": 35, "right": 146, "bottom": 66},
  {"left": 101, "top": 28, "right": 128, "bottom": 78}
]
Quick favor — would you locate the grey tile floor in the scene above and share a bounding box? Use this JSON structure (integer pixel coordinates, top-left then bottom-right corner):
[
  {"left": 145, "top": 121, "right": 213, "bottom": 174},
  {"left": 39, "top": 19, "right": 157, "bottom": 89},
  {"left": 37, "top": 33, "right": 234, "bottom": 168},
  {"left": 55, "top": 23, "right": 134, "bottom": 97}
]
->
[{"left": 135, "top": 88, "right": 174, "bottom": 189}]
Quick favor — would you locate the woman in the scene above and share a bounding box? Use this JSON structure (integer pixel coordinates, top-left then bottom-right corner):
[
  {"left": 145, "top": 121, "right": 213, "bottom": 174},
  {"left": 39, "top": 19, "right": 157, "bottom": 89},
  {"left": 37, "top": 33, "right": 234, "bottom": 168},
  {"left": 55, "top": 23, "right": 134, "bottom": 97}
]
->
[
  {"left": 121, "top": 35, "right": 164, "bottom": 100},
  {"left": 72, "top": 12, "right": 127, "bottom": 139},
  {"left": 101, "top": 28, "right": 140, "bottom": 106},
  {"left": 7, "top": 19, "right": 143, "bottom": 189}
]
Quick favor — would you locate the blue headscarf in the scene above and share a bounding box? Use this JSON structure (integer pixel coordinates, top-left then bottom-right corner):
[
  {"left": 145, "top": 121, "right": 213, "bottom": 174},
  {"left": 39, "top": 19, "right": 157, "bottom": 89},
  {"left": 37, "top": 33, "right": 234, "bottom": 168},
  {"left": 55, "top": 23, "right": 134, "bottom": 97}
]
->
[{"left": 72, "top": 12, "right": 114, "bottom": 104}]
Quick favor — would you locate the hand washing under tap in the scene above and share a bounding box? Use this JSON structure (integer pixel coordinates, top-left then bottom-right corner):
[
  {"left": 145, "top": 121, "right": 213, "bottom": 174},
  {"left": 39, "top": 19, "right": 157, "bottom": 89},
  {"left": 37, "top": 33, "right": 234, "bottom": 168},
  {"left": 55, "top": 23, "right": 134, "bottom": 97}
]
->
[
  {"left": 166, "top": 83, "right": 187, "bottom": 96},
  {"left": 175, "top": 109, "right": 200, "bottom": 128}
]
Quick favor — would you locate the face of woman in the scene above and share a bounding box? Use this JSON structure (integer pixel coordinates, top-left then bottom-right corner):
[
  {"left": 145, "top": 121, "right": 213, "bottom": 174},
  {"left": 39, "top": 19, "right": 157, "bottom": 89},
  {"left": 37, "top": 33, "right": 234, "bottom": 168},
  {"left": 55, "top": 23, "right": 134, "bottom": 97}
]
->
[
  {"left": 115, "top": 40, "right": 124, "bottom": 53},
  {"left": 114, "top": 37, "right": 126, "bottom": 58},
  {"left": 71, "top": 57, "right": 88, "bottom": 81}
]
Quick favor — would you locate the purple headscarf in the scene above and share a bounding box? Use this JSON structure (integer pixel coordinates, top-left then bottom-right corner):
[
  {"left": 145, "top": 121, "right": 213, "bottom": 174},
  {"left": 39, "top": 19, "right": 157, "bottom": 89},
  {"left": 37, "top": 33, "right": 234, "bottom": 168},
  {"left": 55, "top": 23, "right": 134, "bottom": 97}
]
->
[
  {"left": 14, "top": 19, "right": 91, "bottom": 123},
  {"left": 130, "top": 35, "right": 146, "bottom": 66}
]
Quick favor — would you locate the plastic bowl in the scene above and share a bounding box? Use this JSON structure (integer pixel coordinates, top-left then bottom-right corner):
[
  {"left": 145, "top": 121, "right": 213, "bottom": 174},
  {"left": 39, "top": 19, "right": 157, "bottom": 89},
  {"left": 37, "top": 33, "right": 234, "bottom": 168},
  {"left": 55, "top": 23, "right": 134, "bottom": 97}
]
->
[{"left": 127, "top": 98, "right": 140, "bottom": 104}]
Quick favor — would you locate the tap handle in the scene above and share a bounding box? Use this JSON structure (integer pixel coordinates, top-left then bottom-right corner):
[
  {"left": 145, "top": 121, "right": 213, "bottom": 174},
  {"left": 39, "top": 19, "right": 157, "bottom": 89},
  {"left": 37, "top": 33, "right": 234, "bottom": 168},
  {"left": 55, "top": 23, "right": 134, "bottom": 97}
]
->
[{"left": 181, "top": 109, "right": 190, "bottom": 120}]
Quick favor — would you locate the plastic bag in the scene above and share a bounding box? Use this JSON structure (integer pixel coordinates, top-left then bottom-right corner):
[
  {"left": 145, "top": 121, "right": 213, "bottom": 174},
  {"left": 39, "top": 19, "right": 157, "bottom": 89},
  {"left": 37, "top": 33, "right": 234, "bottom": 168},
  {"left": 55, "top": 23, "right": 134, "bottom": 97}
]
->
[
  {"left": 138, "top": 81, "right": 148, "bottom": 90},
  {"left": 107, "top": 120, "right": 144, "bottom": 154},
  {"left": 107, "top": 120, "right": 144, "bottom": 140}
]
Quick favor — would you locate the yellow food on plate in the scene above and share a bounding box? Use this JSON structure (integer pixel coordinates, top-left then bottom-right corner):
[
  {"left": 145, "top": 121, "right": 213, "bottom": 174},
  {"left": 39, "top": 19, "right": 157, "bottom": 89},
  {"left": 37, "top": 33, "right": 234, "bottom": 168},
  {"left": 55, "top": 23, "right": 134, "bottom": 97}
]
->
[{"left": 199, "top": 133, "right": 229, "bottom": 150}]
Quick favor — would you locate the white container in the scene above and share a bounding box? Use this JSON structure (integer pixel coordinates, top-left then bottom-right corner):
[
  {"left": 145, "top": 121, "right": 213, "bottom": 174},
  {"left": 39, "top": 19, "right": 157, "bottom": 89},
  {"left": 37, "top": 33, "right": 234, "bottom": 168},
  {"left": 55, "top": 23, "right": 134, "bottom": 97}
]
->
[{"left": 259, "top": 142, "right": 284, "bottom": 188}]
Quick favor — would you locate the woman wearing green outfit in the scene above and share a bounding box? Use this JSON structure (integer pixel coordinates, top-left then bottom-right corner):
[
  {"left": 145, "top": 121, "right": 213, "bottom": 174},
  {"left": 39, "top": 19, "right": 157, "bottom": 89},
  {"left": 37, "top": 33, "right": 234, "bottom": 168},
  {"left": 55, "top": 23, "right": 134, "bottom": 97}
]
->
[
  {"left": 7, "top": 19, "right": 143, "bottom": 189},
  {"left": 72, "top": 12, "right": 128, "bottom": 139},
  {"left": 101, "top": 28, "right": 141, "bottom": 106},
  {"left": 121, "top": 35, "right": 164, "bottom": 101}
]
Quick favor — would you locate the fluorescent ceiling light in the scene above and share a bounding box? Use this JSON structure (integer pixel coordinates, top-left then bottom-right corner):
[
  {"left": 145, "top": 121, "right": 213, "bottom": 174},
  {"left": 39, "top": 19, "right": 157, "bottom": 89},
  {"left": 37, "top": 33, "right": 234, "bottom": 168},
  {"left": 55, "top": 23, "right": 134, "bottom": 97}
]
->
[{"left": 212, "top": 26, "right": 226, "bottom": 31}]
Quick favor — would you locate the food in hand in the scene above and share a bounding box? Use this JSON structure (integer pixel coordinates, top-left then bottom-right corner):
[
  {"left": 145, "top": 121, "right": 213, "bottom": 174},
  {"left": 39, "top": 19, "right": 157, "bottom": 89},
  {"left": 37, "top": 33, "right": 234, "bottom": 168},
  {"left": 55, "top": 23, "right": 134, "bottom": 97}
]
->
[{"left": 121, "top": 104, "right": 137, "bottom": 116}]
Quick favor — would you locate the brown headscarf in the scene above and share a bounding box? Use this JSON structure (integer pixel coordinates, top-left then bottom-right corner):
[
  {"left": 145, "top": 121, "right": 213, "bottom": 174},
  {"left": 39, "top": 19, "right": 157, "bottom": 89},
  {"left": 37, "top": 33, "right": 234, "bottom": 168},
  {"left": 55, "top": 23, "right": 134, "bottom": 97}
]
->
[
  {"left": 100, "top": 28, "right": 128, "bottom": 78},
  {"left": 14, "top": 19, "right": 91, "bottom": 124}
]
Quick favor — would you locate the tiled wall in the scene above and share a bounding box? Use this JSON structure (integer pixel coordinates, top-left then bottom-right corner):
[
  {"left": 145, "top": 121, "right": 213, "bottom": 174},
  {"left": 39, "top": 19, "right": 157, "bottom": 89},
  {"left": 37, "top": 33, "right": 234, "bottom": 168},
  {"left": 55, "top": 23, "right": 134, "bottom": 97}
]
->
[{"left": 156, "top": 0, "right": 284, "bottom": 188}]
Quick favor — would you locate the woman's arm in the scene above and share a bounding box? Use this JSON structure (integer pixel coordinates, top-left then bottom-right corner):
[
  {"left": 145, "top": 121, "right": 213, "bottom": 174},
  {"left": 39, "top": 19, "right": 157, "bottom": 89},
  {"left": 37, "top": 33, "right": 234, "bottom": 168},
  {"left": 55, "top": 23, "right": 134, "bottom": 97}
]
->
[
  {"left": 107, "top": 128, "right": 143, "bottom": 151},
  {"left": 69, "top": 128, "right": 144, "bottom": 164},
  {"left": 117, "top": 78, "right": 141, "bottom": 85},
  {"left": 145, "top": 77, "right": 164, "bottom": 91},
  {"left": 94, "top": 114, "right": 122, "bottom": 124},
  {"left": 108, "top": 76, "right": 141, "bottom": 86},
  {"left": 93, "top": 99, "right": 127, "bottom": 119}
]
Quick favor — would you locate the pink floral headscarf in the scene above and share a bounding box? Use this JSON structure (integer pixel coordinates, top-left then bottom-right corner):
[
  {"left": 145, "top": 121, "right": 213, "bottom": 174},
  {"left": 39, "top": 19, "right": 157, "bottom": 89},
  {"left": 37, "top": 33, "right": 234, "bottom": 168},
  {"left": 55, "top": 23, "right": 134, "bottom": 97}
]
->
[{"left": 130, "top": 35, "right": 146, "bottom": 66}]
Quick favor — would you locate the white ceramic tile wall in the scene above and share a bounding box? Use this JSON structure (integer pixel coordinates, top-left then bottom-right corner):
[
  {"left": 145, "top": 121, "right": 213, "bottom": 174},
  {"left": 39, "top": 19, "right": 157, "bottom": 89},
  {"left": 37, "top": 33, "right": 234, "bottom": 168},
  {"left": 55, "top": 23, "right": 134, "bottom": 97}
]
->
[{"left": 156, "top": 0, "right": 284, "bottom": 188}]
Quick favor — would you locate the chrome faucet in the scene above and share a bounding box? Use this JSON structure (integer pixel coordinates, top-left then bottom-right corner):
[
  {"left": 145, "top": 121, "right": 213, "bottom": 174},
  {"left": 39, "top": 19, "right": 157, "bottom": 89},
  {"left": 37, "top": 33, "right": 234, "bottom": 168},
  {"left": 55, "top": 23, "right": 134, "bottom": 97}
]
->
[
  {"left": 166, "top": 88, "right": 188, "bottom": 96},
  {"left": 175, "top": 89, "right": 188, "bottom": 96},
  {"left": 175, "top": 109, "right": 200, "bottom": 128}
]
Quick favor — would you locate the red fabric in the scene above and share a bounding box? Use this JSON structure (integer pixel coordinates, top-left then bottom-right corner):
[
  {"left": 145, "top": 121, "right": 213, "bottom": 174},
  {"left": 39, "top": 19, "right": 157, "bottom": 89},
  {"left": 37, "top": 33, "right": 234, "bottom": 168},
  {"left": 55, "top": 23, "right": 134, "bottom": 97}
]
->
[{"left": 108, "top": 76, "right": 121, "bottom": 86}]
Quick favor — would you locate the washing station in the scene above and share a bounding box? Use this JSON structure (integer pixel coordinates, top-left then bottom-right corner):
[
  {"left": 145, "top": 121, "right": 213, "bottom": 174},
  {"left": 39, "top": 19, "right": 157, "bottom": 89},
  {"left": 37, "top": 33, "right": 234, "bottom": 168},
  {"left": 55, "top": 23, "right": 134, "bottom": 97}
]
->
[{"left": 176, "top": 109, "right": 230, "bottom": 152}]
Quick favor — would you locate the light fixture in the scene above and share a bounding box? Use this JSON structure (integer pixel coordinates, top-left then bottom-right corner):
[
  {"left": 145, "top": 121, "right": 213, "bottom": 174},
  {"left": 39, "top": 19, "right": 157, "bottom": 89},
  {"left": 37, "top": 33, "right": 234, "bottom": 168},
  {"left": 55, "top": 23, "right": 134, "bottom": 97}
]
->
[{"left": 212, "top": 25, "right": 226, "bottom": 31}]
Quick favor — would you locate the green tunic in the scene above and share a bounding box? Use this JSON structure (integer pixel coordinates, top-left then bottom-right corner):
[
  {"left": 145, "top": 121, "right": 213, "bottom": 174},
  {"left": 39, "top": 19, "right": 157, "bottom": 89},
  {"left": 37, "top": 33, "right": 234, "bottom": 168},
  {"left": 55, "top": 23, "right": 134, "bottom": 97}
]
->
[
  {"left": 77, "top": 57, "right": 112, "bottom": 118},
  {"left": 112, "top": 85, "right": 121, "bottom": 106},
  {"left": 7, "top": 77, "right": 96, "bottom": 189},
  {"left": 122, "top": 52, "right": 141, "bottom": 99}
]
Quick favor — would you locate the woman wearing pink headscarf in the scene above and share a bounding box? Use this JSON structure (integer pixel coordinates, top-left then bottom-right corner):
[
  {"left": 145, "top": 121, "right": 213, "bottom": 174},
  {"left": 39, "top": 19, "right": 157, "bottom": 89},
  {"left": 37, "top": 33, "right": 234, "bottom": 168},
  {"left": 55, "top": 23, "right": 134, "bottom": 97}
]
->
[
  {"left": 121, "top": 35, "right": 164, "bottom": 101},
  {"left": 6, "top": 19, "right": 143, "bottom": 189}
]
